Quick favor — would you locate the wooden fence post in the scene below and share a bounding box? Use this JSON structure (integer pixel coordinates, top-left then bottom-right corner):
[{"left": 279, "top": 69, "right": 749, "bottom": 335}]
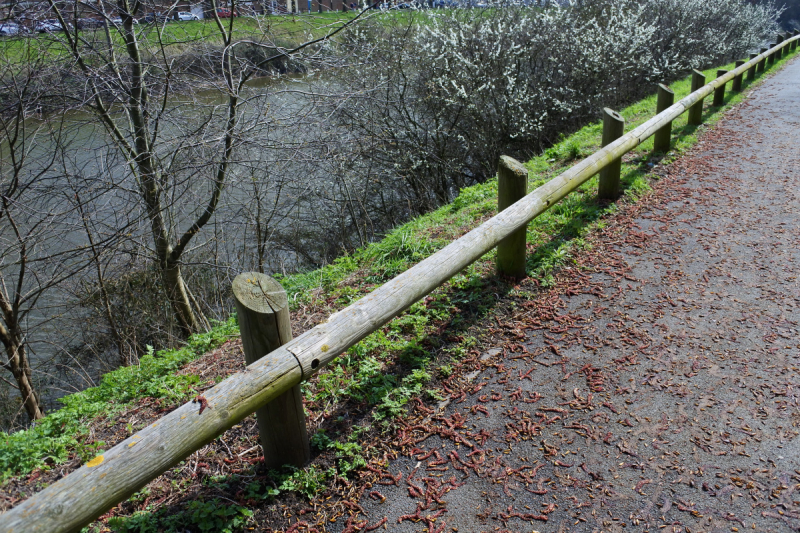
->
[
  {"left": 653, "top": 84, "right": 674, "bottom": 153},
  {"left": 233, "top": 273, "right": 310, "bottom": 469},
  {"left": 747, "top": 53, "right": 757, "bottom": 81},
  {"left": 598, "top": 108, "right": 625, "bottom": 200},
  {"left": 496, "top": 156, "right": 529, "bottom": 280},
  {"left": 732, "top": 60, "right": 745, "bottom": 91},
  {"left": 758, "top": 48, "right": 768, "bottom": 72},
  {"left": 713, "top": 70, "right": 727, "bottom": 106},
  {"left": 768, "top": 43, "right": 777, "bottom": 66},
  {"left": 687, "top": 69, "right": 705, "bottom": 125},
  {"left": 7, "top": 54, "right": 785, "bottom": 532}
]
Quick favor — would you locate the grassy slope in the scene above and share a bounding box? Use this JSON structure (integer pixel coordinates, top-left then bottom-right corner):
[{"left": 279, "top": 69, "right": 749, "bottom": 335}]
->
[
  {"left": 0, "top": 12, "right": 359, "bottom": 64},
  {"left": 0, "top": 45, "right": 795, "bottom": 527}
]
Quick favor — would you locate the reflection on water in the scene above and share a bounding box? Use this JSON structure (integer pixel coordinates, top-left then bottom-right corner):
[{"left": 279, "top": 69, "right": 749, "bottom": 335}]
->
[{"left": 0, "top": 72, "right": 341, "bottom": 427}]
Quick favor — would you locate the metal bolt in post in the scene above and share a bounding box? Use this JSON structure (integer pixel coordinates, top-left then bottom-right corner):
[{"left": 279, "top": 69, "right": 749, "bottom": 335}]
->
[
  {"left": 687, "top": 69, "right": 705, "bottom": 126},
  {"left": 732, "top": 60, "right": 745, "bottom": 92},
  {"left": 747, "top": 53, "right": 757, "bottom": 81},
  {"left": 233, "top": 273, "right": 310, "bottom": 469},
  {"left": 496, "top": 156, "right": 529, "bottom": 280},
  {"left": 713, "top": 70, "right": 727, "bottom": 106},
  {"left": 653, "top": 84, "right": 674, "bottom": 153},
  {"left": 598, "top": 108, "right": 625, "bottom": 200}
]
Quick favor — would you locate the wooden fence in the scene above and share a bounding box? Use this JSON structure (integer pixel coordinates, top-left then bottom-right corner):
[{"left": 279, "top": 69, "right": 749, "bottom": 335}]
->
[{"left": 2, "top": 31, "right": 798, "bottom": 533}]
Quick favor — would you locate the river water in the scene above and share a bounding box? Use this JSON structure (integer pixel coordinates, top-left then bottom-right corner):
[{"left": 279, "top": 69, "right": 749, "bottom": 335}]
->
[{"left": 0, "top": 73, "right": 346, "bottom": 425}]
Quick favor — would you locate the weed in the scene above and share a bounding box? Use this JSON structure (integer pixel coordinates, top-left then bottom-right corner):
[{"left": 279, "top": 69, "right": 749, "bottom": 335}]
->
[
  {"left": 0, "top": 317, "right": 238, "bottom": 481},
  {"left": 276, "top": 465, "right": 330, "bottom": 499},
  {"left": 103, "top": 498, "right": 253, "bottom": 533},
  {"left": 8, "top": 50, "right": 796, "bottom": 528}
]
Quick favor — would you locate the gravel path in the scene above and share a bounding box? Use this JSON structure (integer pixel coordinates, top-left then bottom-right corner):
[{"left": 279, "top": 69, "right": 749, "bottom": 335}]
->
[{"left": 327, "top": 58, "right": 800, "bottom": 532}]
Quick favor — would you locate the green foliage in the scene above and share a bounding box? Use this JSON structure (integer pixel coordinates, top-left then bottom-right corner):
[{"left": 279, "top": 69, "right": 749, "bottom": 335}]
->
[
  {"left": 103, "top": 499, "right": 253, "bottom": 533},
  {"left": 0, "top": 13, "right": 358, "bottom": 68},
  {"left": 277, "top": 465, "right": 330, "bottom": 499},
  {"left": 184, "top": 499, "right": 253, "bottom": 532},
  {"left": 545, "top": 134, "right": 587, "bottom": 161},
  {"left": 0, "top": 318, "right": 237, "bottom": 481},
  {"left": 448, "top": 180, "right": 496, "bottom": 212},
  {"left": 272, "top": 429, "right": 369, "bottom": 500},
  {"left": 310, "top": 428, "right": 333, "bottom": 451},
  {"left": 8, "top": 47, "right": 797, "bottom": 519}
]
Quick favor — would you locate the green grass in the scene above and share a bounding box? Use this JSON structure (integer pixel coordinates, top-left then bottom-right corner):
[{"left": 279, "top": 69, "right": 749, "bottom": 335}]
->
[
  {"left": 0, "top": 319, "right": 237, "bottom": 481},
  {"left": 0, "top": 12, "right": 359, "bottom": 65},
  {"left": 107, "top": 498, "right": 254, "bottom": 533},
  {"left": 1, "top": 44, "right": 795, "bottom": 514}
]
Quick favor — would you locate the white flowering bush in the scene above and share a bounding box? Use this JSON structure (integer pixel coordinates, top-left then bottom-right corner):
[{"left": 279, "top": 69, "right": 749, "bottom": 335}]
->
[{"left": 325, "top": 0, "right": 778, "bottom": 213}]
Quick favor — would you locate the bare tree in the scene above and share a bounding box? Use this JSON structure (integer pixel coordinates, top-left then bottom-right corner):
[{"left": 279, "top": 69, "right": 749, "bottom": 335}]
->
[
  {"left": 0, "top": 44, "right": 101, "bottom": 421},
  {"left": 39, "top": 0, "right": 369, "bottom": 335}
]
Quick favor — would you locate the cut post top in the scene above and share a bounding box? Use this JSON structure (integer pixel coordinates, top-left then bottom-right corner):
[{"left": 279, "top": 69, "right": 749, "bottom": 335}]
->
[
  {"left": 232, "top": 273, "right": 288, "bottom": 316},
  {"left": 602, "top": 107, "right": 623, "bottom": 123},
  {"left": 498, "top": 155, "right": 529, "bottom": 181}
]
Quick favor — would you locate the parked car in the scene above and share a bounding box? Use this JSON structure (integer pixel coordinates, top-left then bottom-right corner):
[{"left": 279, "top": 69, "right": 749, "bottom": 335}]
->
[
  {"left": 141, "top": 13, "right": 170, "bottom": 23},
  {"left": 35, "top": 19, "right": 67, "bottom": 33},
  {"left": 176, "top": 11, "right": 200, "bottom": 21},
  {"left": 105, "top": 16, "right": 138, "bottom": 26},
  {"left": 0, "top": 22, "right": 24, "bottom": 35},
  {"left": 76, "top": 18, "right": 105, "bottom": 29},
  {"left": 215, "top": 8, "right": 239, "bottom": 17}
]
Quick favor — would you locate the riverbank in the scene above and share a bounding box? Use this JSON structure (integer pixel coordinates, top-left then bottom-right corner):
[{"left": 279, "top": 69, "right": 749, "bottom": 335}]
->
[
  {"left": 0, "top": 12, "right": 359, "bottom": 62},
  {"left": 1, "top": 45, "right": 795, "bottom": 530}
]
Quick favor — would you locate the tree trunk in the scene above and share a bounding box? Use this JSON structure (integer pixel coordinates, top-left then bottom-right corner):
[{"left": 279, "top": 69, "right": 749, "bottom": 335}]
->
[
  {"left": 161, "top": 262, "right": 203, "bottom": 336},
  {"left": 2, "top": 334, "right": 44, "bottom": 421},
  {"left": 0, "top": 270, "right": 44, "bottom": 421}
]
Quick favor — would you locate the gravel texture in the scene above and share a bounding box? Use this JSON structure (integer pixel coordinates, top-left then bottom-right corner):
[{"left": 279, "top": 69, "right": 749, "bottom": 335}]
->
[
  {"left": 323, "top": 58, "right": 800, "bottom": 533},
  {"left": 3, "top": 56, "right": 798, "bottom": 533}
]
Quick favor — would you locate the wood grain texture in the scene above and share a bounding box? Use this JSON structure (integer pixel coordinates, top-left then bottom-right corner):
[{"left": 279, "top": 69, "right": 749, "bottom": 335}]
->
[
  {"left": 653, "top": 84, "right": 675, "bottom": 153},
  {"left": 746, "top": 55, "right": 757, "bottom": 81},
  {"left": 713, "top": 69, "right": 727, "bottom": 106},
  {"left": 598, "top": 108, "right": 625, "bottom": 200},
  {"left": 731, "top": 61, "right": 744, "bottom": 92},
  {"left": 233, "top": 273, "right": 309, "bottom": 469},
  {"left": 496, "top": 156, "right": 529, "bottom": 280},
  {"left": 2, "top": 350, "right": 302, "bottom": 533},
  {"left": 2, "top": 34, "right": 797, "bottom": 533},
  {"left": 688, "top": 69, "right": 706, "bottom": 125}
]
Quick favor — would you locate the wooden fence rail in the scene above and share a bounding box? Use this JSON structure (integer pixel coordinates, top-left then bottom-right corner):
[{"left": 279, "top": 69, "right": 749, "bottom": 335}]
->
[{"left": 2, "top": 32, "right": 798, "bottom": 533}]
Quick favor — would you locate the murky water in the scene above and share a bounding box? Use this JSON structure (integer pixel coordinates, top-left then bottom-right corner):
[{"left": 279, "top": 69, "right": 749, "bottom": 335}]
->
[{"left": 0, "top": 73, "right": 338, "bottom": 423}]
